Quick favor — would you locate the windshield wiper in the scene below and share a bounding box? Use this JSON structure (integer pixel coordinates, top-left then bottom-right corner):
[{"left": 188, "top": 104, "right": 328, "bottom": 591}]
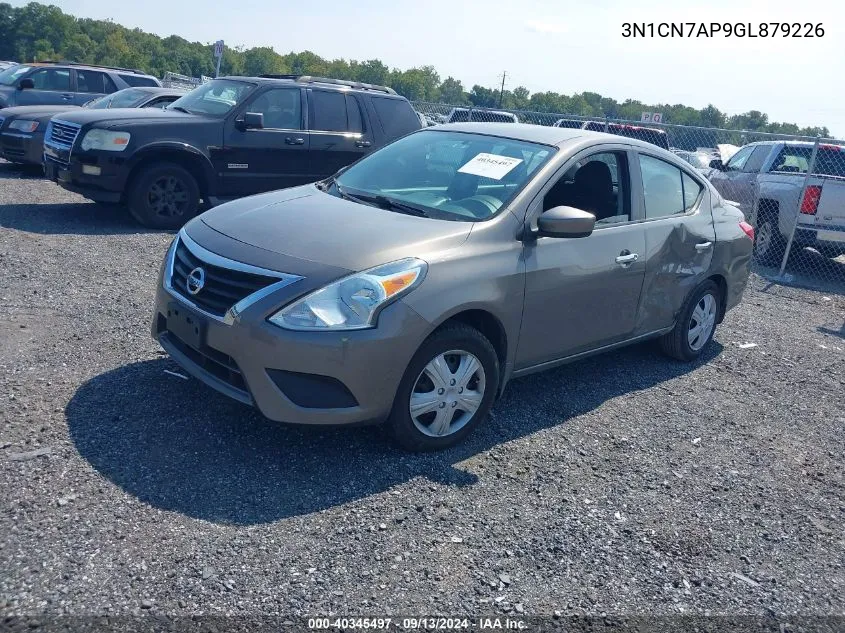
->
[{"left": 167, "top": 105, "right": 192, "bottom": 114}]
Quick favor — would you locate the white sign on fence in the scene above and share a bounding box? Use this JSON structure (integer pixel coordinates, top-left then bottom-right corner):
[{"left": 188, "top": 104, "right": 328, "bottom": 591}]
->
[
  {"left": 642, "top": 112, "right": 663, "bottom": 124},
  {"left": 641, "top": 112, "right": 652, "bottom": 123}
]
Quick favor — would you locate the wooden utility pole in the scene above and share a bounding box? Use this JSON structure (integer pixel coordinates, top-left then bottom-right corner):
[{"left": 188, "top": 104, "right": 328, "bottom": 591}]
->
[{"left": 498, "top": 71, "right": 507, "bottom": 107}]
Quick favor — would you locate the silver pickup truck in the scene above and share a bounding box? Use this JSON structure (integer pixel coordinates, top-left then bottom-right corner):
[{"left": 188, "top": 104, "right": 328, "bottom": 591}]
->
[{"left": 708, "top": 140, "right": 845, "bottom": 265}]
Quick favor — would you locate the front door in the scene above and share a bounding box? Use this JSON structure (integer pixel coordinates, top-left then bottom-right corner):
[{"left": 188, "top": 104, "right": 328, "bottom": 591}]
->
[
  {"left": 307, "top": 89, "right": 373, "bottom": 180},
  {"left": 16, "top": 67, "right": 73, "bottom": 106},
  {"left": 517, "top": 147, "right": 647, "bottom": 369},
  {"left": 218, "top": 86, "right": 310, "bottom": 197},
  {"left": 708, "top": 144, "right": 770, "bottom": 215}
]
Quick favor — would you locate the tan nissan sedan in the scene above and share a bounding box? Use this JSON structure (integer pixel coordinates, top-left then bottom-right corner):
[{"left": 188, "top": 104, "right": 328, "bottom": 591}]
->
[{"left": 152, "top": 123, "right": 753, "bottom": 450}]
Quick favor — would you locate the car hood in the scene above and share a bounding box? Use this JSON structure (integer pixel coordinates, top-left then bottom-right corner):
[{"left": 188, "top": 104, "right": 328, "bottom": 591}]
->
[
  {"left": 196, "top": 185, "right": 473, "bottom": 273},
  {"left": 50, "top": 107, "right": 207, "bottom": 128},
  {"left": 0, "top": 105, "right": 81, "bottom": 120}
]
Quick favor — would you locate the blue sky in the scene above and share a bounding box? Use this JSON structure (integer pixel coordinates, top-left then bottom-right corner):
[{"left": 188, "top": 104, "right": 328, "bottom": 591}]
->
[{"left": 18, "top": 0, "right": 845, "bottom": 135}]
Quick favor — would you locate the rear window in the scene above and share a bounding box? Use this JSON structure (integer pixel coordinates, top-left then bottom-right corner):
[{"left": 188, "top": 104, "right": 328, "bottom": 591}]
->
[
  {"left": 771, "top": 146, "right": 845, "bottom": 177},
  {"left": 118, "top": 74, "right": 160, "bottom": 88},
  {"left": 371, "top": 96, "right": 421, "bottom": 138}
]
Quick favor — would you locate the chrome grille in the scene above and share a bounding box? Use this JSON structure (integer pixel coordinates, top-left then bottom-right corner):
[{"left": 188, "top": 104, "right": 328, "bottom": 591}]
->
[
  {"left": 169, "top": 239, "right": 281, "bottom": 318},
  {"left": 48, "top": 120, "right": 81, "bottom": 148}
]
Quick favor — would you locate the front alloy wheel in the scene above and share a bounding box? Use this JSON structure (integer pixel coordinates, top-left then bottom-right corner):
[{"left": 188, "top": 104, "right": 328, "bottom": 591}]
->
[{"left": 687, "top": 293, "right": 717, "bottom": 352}]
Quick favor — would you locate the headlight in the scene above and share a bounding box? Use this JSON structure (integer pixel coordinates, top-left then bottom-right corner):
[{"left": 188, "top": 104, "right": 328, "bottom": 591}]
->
[
  {"left": 269, "top": 258, "right": 427, "bottom": 331},
  {"left": 9, "top": 119, "right": 38, "bottom": 133},
  {"left": 80, "top": 129, "right": 131, "bottom": 152}
]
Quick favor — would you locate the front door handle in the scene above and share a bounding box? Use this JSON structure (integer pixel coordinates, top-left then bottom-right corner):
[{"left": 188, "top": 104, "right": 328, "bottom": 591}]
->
[
  {"left": 355, "top": 140, "right": 372, "bottom": 148},
  {"left": 284, "top": 137, "right": 305, "bottom": 145},
  {"left": 61, "top": 94, "right": 73, "bottom": 101},
  {"left": 695, "top": 241, "right": 713, "bottom": 252},
  {"left": 615, "top": 252, "right": 639, "bottom": 266}
]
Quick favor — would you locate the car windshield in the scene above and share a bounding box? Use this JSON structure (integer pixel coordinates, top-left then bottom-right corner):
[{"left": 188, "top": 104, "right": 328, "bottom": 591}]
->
[
  {"left": 85, "top": 88, "right": 149, "bottom": 109},
  {"left": 333, "top": 130, "right": 555, "bottom": 221},
  {"left": 165, "top": 79, "right": 253, "bottom": 116},
  {"left": 0, "top": 65, "right": 31, "bottom": 86}
]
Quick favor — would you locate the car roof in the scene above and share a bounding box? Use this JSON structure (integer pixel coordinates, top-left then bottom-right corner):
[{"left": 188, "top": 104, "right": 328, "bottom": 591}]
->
[
  {"left": 26, "top": 62, "right": 156, "bottom": 77},
  {"left": 431, "top": 122, "right": 680, "bottom": 151},
  {"left": 219, "top": 75, "right": 404, "bottom": 97}
]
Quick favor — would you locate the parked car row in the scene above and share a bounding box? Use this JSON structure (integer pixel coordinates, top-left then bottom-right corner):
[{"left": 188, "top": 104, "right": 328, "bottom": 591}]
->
[
  {"left": 0, "top": 68, "right": 755, "bottom": 449},
  {"left": 0, "top": 86, "right": 185, "bottom": 165}
]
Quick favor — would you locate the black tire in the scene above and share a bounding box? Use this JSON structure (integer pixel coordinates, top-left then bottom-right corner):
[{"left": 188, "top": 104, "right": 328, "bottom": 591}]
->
[
  {"left": 659, "top": 280, "right": 721, "bottom": 362},
  {"left": 388, "top": 323, "right": 499, "bottom": 451},
  {"left": 753, "top": 213, "right": 786, "bottom": 267},
  {"left": 127, "top": 162, "right": 200, "bottom": 230}
]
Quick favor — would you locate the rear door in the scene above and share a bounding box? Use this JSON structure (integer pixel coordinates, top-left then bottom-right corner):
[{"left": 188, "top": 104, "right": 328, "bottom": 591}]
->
[
  {"left": 16, "top": 67, "right": 73, "bottom": 106},
  {"left": 219, "top": 85, "right": 310, "bottom": 196},
  {"left": 72, "top": 69, "right": 118, "bottom": 105},
  {"left": 632, "top": 151, "right": 717, "bottom": 333},
  {"left": 307, "top": 89, "right": 373, "bottom": 179}
]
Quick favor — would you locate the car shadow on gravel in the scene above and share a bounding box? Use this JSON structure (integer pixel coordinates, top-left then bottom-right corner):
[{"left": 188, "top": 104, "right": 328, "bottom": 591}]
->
[
  {"left": 66, "top": 342, "right": 721, "bottom": 525},
  {"left": 0, "top": 203, "right": 166, "bottom": 235}
]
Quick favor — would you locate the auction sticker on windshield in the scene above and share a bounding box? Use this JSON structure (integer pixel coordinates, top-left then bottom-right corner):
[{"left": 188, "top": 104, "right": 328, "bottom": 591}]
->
[{"left": 458, "top": 153, "right": 523, "bottom": 180}]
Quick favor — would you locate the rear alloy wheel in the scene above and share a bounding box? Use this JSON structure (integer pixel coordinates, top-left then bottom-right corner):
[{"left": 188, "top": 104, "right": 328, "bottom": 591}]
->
[
  {"left": 753, "top": 216, "right": 786, "bottom": 267},
  {"left": 128, "top": 163, "right": 200, "bottom": 230},
  {"left": 660, "top": 280, "right": 721, "bottom": 361},
  {"left": 389, "top": 324, "right": 498, "bottom": 451}
]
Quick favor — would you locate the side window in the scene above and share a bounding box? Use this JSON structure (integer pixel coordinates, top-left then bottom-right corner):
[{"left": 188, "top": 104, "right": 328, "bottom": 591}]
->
[
  {"left": 310, "top": 90, "right": 347, "bottom": 132},
  {"left": 724, "top": 145, "right": 754, "bottom": 172},
  {"left": 639, "top": 154, "right": 685, "bottom": 218},
  {"left": 682, "top": 172, "right": 703, "bottom": 211},
  {"left": 770, "top": 147, "right": 810, "bottom": 174},
  {"left": 103, "top": 74, "right": 118, "bottom": 94},
  {"left": 118, "top": 75, "right": 159, "bottom": 88},
  {"left": 543, "top": 151, "right": 630, "bottom": 225},
  {"left": 346, "top": 95, "right": 363, "bottom": 133},
  {"left": 76, "top": 70, "right": 108, "bottom": 94},
  {"left": 246, "top": 88, "right": 301, "bottom": 130},
  {"left": 29, "top": 68, "right": 70, "bottom": 91},
  {"left": 371, "top": 96, "right": 421, "bottom": 137},
  {"left": 742, "top": 146, "right": 770, "bottom": 173}
]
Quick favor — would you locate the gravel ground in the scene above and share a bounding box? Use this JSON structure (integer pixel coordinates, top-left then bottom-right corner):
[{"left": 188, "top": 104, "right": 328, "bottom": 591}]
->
[{"left": 1, "top": 159, "right": 844, "bottom": 622}]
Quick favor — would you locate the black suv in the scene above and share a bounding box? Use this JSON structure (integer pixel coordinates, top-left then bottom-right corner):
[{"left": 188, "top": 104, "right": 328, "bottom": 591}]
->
[
  {"left": 44, "top": 75, "right": 422, "bottom": 228},
  {"left": 0, "top": 61, "right": 160, "bottom": 109}
]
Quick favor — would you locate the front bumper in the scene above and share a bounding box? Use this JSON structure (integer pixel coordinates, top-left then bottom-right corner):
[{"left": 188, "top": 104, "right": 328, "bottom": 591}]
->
[
  {"left": 44, "top": 144, "right": 127, "bottom": 202},
  {"left": 151, "top": 255, "right": 432, "bottom": 426},
  {"left": 0, "top": 130, "right": 44, "bottom": 165}
]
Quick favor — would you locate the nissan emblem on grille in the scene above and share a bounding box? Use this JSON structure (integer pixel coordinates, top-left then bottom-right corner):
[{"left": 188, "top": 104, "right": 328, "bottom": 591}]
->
[{"left": 186, "top": 267, "right": 206, "bottom": 295}]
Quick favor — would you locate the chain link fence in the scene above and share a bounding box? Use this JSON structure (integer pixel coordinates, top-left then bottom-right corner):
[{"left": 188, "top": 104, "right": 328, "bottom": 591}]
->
[
  {"left": 161, "top": 71, "right": 212, "bottom": 91},
  {"left": 413, "top": 102, "right": 845, "bottom": 296}
]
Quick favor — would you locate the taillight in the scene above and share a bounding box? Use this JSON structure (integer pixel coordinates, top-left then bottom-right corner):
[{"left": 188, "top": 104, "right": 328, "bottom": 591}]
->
[
  {"left": 739, "top": 221, "right": 754, "bottom": 240},
  {"left": 800, "top": 185, "right": 822, "bottom": 214}
]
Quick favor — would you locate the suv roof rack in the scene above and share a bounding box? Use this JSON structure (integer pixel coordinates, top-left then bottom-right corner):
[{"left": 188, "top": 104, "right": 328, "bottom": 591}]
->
[
  {"left": 258, "top": 74, "right": 397, "bottom": 95},
  {"left": 34, "top": 60, "right": 147, "bottom": 75}
]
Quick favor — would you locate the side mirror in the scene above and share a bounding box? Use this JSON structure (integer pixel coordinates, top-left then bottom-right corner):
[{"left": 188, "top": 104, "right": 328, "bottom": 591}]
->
[
  {"left": 709, "top": 159, "right": 724, "bottom": 171},
  {"left": 537, "top": 206, "right": 595, "bottom": 238},
  {"left": 18, "top": 78, "right": 34, "bottom": 90},
  {"left": 239, "top": 112, "right": 264, "bottom": 130}
]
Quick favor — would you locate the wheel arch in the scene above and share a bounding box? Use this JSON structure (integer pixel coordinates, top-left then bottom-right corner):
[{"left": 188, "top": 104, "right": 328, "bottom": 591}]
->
[
  {"left": 430, "top": 308, "right": 509, "bottom": 395},
  {"left": 124, "top": 144, "right": 214, "bottom": 202}
]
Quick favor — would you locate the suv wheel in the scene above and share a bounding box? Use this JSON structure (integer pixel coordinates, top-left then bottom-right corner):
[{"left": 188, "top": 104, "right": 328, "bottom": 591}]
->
[
  {"left": 128, "top": 162, "right": 200, "bottom": 229},
  {"left": 660, "top": 280, "right": 721, "bottom": 362},
  {"left": 754, "top": 214, "right": 786, "bottom": 267},
  {"left": 389, "top": 324, "right": 499, "bottom": 451}
]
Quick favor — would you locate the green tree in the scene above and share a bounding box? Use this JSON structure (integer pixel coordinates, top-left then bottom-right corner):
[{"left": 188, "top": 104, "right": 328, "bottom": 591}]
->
[{"left": 438, "top": 76, "right": 467, "bottom": 104}]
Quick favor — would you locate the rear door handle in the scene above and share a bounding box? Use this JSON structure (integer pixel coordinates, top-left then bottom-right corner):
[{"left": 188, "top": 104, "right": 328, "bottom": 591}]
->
[
  {"left": 355, "top": 140, "right": 372, "bottom": 148},
  {"left": 284, "top": 137, "right": 305, "bottom": 145},
  {"left": 615, "top": 253, "right": 639, "bottom": 265},
  {"left": 61, "top": 94, "right": 73, "bottom": 101},
  {"left": 695, "top": 241, "right": 713, "bottom": 252}
]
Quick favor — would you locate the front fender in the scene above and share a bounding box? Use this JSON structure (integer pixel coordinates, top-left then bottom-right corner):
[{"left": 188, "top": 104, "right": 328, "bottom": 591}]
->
[{"left": 127, "top": 142, "right": 216, "bottom": 194}]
